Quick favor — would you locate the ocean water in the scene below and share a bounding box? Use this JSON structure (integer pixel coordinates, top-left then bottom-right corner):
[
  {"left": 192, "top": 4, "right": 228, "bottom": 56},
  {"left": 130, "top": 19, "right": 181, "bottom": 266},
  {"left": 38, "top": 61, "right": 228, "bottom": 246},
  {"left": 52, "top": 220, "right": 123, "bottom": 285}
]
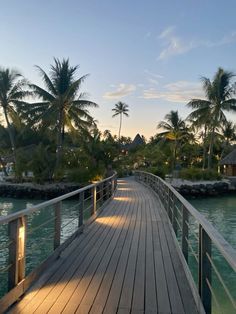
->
[{"left": 189, "top": 195, "right": 236, "bottom": 314}]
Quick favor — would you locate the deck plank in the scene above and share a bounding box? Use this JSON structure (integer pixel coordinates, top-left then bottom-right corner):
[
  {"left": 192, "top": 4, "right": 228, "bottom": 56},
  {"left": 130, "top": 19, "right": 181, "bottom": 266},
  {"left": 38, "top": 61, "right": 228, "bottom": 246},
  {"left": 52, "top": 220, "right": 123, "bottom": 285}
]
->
[
  {"left": 8, "top": 178, "right": 200, "bottom": 314},
  {"left": 75, "top": 188, "right": 136, "bottom": 314},
  {"left": 37, "top": 190, "right": 129, "bottom": 314}
]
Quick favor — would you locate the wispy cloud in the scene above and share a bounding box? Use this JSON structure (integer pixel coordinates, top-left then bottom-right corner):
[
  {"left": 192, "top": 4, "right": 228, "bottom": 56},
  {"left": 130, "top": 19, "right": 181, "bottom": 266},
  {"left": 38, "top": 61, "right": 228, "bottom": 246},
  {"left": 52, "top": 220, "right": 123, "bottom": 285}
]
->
[
  {"left": 103, "top": 83, "right": 136, "bottom": 100},
  {"left": 158, "top": 26, "right": 195, "bottom": 60},
  {"left": 142, "top": 80, "right": 204, "bottom": 102},
  {"left": 144, "top": 70, "right": 164, "bottom": 79},
  {"left": 204, "top": 31, "right": 236, "bottom": 47},
  {"left": 144, "top": 70, "right": 164, "bottom": 86},
  {"left": 157, "top": 27, "right": 236, "bottom": 60}
]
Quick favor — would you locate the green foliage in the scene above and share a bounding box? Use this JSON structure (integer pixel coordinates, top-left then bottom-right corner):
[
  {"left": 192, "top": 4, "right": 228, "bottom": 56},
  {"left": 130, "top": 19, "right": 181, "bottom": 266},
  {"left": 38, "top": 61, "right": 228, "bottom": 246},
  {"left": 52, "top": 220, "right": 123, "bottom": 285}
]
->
[
  {"left": 14, "top": 150, "right": 29, "bottom": 180},
  {"left": 29, "top": 144, "right": 55, "bottom": 183},
  {"left": 141, "top": 166, "right": 166, "bottom": 179},
  {"left": 67, "top": 165, "right": 105, "bottom": 184},
  {"left": 179, "top": 168, "right": 222, "bottom": 181}
]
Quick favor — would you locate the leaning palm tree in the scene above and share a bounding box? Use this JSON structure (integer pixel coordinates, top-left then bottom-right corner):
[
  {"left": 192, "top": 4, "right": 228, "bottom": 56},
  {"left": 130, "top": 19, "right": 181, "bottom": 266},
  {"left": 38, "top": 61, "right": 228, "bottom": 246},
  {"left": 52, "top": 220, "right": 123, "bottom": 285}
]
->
[
  {"left": 112, "top": 102, "right": 129, "bottom": 141},
  {"left": 187, "top": 68, "right": 236, "bottom": 169},
  {"left": 22, "top": 58, "right": 98, "bottom": 169},
  {"left": 0, "top": 68, "right": 28, "bottom": 168},
  {"left": 157, "top": 110, "right": 188, "bottom": 172}
]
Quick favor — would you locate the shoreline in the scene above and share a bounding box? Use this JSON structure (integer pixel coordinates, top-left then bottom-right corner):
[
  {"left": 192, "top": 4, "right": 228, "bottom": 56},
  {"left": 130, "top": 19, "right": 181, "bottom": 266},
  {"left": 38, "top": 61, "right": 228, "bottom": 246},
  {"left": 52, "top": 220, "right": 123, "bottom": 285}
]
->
[
  {"left": 169, "top": 179, "right": 232, "bottom": 197},
  {"left": 0, "top": 182, "right": 83, "bottom": 199}
]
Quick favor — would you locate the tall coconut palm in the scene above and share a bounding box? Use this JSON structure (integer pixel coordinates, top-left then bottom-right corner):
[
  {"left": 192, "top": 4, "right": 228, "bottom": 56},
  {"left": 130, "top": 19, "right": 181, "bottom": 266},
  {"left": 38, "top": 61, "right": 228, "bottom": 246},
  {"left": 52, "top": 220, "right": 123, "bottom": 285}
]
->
[
  {"left": 22, "top": 58, "right": 98, "bottom": 169},
  {"left": 112, "top": 102, "right": 129, "bottom": 141},
  {"left": 187, "top": 68, "right": 236, "bottom": 169},
  {"left": 157, "top": 110, "right": 188, "bottom": 171},
  {"left": 0, "top": 68, "right": 28, "bottom": 168}
]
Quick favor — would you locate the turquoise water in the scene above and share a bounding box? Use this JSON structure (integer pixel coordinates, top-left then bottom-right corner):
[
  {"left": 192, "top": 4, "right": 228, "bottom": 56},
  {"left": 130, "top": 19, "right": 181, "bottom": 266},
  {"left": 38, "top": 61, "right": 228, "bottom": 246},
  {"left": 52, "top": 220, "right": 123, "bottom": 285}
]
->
[{"left": 189, "top": 196, "right": 236, "bottom": 314}]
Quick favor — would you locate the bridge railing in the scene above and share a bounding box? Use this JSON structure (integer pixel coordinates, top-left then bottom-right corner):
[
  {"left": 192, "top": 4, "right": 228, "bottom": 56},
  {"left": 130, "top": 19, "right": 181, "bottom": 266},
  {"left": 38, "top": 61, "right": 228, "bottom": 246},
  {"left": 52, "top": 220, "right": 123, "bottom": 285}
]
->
[
  {"left": 135, "top": 171, "right": 236, "bottom": 314},
  {"left": 0, "top": 173, "right": 117, "bottom": 311}
]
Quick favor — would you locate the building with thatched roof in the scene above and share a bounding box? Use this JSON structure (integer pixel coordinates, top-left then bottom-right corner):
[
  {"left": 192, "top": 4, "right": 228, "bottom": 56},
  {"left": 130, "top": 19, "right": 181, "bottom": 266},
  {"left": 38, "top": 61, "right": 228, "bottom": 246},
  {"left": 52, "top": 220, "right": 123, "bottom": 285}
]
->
[
  {"left": 128, "top": 134, "right": 145, "bottom": 150},
  {"left": 121, "top": 134, "right": 145, "bottom": 155},
  {"left": 220, "top": 149, "right": 236, "bottom": 176}
]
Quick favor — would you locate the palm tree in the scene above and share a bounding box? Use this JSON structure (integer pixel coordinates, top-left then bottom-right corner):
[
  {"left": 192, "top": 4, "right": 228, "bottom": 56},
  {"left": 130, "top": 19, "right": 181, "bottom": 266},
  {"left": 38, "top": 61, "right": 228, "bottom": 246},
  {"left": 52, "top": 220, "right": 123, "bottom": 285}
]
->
[
  {"left": 0, "top": 68, "right": 28, "bottom": 168},
  {"left": 22, "top": 58, "right": 98, "bottom": 169},
  {"left": 157, "top": 110, "right": 188, "bottom": 172},
  {"left": 112, "top": 102, "right": 129, "bottom": 141},
  {"left": 219, "top": 121, "right": 236, "bottom": 160},
  {"left": 187, "top": 68, "right": 236, "bottom": 169}
]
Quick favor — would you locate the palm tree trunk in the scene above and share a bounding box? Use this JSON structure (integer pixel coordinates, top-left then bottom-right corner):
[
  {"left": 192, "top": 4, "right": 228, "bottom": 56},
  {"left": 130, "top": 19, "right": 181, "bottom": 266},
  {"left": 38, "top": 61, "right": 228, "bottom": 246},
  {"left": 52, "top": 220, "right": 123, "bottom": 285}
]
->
[
  {"left": 56, "top": 108, "right": 63, "bottom": 169},
  {"left": 118, "top": 113, "right": 122, "bottom": 142},
  {"left": 207, "top": 127, "right": 215, "bottom": 170},
  {"left": 172, "top": 140, "right": 177, "bottom": 174},
  {"left": 3, "top": 107, "right": 17, "bottom": 167},
  {"left": 202, "top": 126, "right": 207, "bottom": 170}
]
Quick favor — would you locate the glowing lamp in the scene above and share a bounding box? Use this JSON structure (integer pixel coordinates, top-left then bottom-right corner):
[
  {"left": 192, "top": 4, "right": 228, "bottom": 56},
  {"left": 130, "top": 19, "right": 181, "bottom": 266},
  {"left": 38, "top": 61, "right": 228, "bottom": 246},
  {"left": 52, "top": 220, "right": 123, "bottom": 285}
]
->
[{"left": 18, "top": 219, "right": 25, "bottom": 260}]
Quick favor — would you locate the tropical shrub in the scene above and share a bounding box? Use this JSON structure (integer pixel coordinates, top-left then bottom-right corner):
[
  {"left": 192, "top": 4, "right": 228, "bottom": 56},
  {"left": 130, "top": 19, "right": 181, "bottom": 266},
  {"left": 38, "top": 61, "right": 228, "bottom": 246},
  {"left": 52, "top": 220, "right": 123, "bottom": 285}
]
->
[{"left": 179, "top": 168, "right": 222, "bottom": 181}]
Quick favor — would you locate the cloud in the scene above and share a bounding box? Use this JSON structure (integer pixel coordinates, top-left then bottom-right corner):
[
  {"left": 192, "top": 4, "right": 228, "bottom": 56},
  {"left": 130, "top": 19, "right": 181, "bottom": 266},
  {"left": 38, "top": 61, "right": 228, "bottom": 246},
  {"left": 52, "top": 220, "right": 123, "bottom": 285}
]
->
[
  {"left": 204, "top": 31, "right": 236, "bottom": 47},
  {"left": 144, "top": 70, "right": 164, "bottom": 86},
  {"left": 158, "top": 26, "right": 195, "bottom": 60},
  {"left": 144, "top": 70, "right": 164, "bottom": 79},
  {"left": 103, "top": 84, "right": 136, "bottom": 100},
  {"left": 148, "top": 78, "right": 159, "bottom": 85},
  {"left": 158, "top": 27, "right": 236, "bottom": 60},
  {"left": 142, "top": 80, "right": 204, "bottom": 102}
]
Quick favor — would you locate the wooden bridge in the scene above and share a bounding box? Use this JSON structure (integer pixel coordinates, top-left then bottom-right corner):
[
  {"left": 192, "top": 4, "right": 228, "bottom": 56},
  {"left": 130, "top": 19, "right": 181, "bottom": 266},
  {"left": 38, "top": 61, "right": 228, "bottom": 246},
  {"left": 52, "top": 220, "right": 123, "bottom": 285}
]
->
[{"left": 0, "top": 172, "right": 236, "bottom": 313}]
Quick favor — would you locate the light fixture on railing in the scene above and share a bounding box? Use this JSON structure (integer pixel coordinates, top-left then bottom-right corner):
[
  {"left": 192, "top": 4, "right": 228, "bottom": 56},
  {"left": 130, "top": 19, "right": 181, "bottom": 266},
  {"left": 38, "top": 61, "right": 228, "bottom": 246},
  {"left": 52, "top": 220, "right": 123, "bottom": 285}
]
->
[{"left": 18, "top": 218, "right": 25, "bottom": 261}]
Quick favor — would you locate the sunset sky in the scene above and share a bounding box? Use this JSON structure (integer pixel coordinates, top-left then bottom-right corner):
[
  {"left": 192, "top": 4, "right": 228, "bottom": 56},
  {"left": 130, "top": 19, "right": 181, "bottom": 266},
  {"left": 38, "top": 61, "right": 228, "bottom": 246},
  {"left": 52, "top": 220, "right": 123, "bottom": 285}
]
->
[{"left": 1, "top": 0, "right": 236, "bottom": 139}]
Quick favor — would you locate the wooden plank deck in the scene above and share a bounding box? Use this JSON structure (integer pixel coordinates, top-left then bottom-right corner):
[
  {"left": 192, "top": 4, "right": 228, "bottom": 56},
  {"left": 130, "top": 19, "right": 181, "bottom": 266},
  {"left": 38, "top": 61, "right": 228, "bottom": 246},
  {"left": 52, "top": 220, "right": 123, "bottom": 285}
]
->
[{"left": 8, "top": 178, "right": 200, "bottom": 314}]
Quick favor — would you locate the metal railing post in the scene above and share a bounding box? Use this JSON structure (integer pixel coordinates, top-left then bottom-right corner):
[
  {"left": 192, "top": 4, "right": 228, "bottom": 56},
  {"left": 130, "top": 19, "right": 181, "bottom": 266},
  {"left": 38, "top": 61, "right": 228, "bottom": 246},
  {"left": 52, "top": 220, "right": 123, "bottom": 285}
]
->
[
  {"left": 79, "top": 191, "right": 84, "bottom": 229},
  {"left": 92, "top": 185, "right": 97, "bottom": 215},
  {"left": 8, "top": 216, "right": 26, "bottom": 290},
  {"left": 100, "top": 183, "right": 104, "bottom": 204},
  {"left": 167, "top": 188, "right": 171, "bottom": 217},
  {"left": 111, "top": 178, "right": 115, "bottom": 195},
  {"left": 54, "top": 202, "right": 61, "bottom": 250},
  {"left": 199, "top": 225, "right": 212, "bottom": 314},
  {"left": 172, "top": 196, "right": 177, "bottom": 235},
  {"left": 182, "top": 205, "right": 189, "bottom": 262},
  {"left": 105, "top": 181, "right": 110, "bottom": 200}
]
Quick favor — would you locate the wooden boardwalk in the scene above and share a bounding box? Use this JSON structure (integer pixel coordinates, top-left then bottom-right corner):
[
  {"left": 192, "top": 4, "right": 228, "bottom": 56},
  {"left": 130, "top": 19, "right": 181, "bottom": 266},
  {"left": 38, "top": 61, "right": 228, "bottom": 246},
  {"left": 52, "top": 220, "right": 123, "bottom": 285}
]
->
[{"left": 9, "top": 178, "right": 200, "bottom": 314}]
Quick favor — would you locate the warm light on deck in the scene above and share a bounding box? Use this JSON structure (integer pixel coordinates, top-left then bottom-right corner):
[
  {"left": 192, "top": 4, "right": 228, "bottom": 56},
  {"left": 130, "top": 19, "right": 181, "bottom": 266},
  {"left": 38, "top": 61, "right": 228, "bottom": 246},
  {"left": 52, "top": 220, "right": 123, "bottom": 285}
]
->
[
  {"left": 118, "top": 188, "right": 132, "bottom": 191},
  {"left": 113, "top": 196, "right": 132, "bottom": 202},
  {"left": 96, "top": 216, "right": 127, "bottom": 226}
]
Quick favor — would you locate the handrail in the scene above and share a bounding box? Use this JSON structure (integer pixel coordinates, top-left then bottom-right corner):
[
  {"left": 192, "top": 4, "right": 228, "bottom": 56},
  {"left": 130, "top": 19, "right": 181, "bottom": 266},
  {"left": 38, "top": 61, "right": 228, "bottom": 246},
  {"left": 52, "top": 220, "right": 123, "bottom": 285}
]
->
[
  {"left": 135, "top": 170, "right": 236, "bottom": 314},
  {"left": 0, "top": 172, "right": 117, "bottom": 312},
  {"left": 0, "top": 173, "right": 116, "bottom": 225},
  {"left": 136, "top": 171, "right": 236, "bottom": 272}
]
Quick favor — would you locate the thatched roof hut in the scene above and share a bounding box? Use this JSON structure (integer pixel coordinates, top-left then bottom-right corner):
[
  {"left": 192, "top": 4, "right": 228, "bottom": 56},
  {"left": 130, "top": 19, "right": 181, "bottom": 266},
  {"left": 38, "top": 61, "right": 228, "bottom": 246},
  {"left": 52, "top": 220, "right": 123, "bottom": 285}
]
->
[
  {"left": 220, "top": 149, "right": 236, "bottom": 165},
  {"left": 220, "top": 149, "right": 236, "bottom": 176},
  {"left": 128, "top": 134, "right": 145, "bottom": 149},
  {"left": 122, "top": 134, "right": 145, "bottom": 152}
]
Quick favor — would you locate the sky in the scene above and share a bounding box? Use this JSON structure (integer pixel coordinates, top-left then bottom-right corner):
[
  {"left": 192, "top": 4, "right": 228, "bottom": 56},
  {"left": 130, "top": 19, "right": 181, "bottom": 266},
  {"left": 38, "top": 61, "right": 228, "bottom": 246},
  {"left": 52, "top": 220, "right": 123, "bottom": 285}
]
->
[{"left": 1, "top": 0, "right": 236, "bottom": 139}]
